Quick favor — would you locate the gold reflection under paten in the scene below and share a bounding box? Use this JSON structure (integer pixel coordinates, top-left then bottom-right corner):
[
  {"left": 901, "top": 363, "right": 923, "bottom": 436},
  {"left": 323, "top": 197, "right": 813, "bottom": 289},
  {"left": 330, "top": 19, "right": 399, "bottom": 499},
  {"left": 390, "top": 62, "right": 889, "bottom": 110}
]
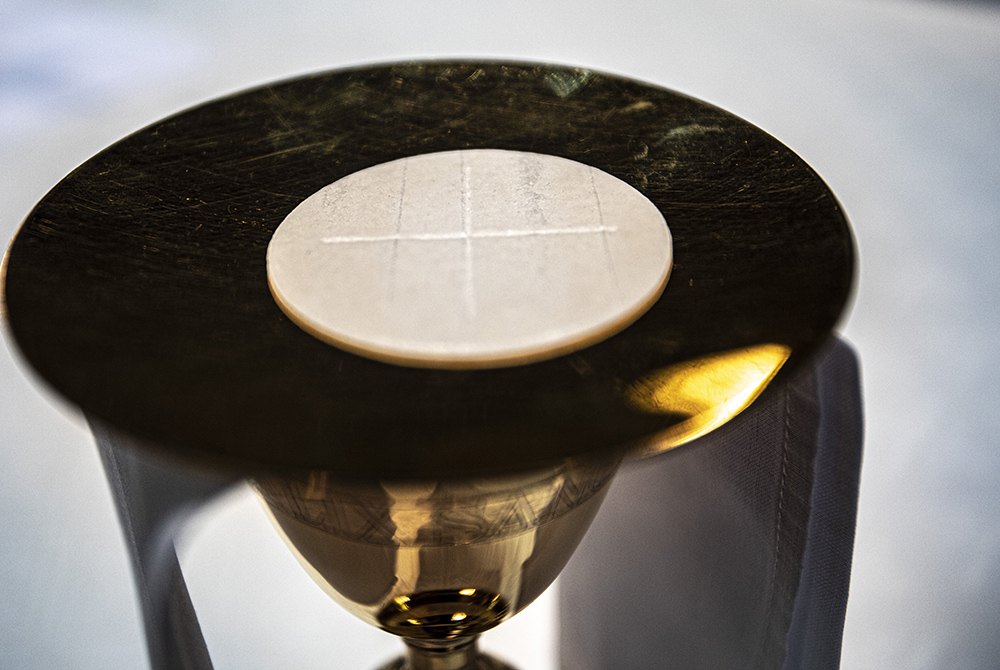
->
[
  {"left": 252, "top": 453, "right": 619, "bottom": 643},
  {"left": 627, "top": 344, "right": 792, "bottom": 456}
]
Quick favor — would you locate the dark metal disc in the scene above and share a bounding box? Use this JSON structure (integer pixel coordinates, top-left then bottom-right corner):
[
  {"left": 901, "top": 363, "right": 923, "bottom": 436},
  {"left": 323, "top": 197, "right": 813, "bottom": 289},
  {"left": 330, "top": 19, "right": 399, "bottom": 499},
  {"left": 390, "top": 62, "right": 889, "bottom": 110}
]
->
[{"left": 2, "top": 61, "right": 854, "bottom": 479}]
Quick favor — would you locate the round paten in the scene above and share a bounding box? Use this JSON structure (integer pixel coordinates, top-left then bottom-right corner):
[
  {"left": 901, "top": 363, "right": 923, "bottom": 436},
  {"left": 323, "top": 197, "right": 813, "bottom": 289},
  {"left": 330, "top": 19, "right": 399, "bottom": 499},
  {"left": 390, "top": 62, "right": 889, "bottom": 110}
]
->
[
  {"left": 267, "top": 149, "right": 672, "bottom": 368},
  {"left": 2, "top": 61, "right": 855, "bottom": 478}
]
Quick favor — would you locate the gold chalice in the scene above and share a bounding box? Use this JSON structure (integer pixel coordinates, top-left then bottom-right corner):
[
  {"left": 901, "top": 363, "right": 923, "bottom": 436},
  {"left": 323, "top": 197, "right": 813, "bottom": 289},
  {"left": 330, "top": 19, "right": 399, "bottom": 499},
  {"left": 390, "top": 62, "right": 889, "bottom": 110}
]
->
[
  {"left": 2, "top": 61, "right": 853, "bottom": 670},
  {"left": 253, "top": 455, "right": 618, "bottom": 669},
  {"left": 246, "top": 344, "right": 791, "bottom": 670}
]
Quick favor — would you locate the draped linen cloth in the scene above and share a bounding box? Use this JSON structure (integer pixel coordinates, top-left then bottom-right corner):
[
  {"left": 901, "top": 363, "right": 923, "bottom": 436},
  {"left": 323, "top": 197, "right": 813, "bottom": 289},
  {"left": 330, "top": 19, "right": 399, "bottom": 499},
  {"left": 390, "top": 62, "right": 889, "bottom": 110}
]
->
[
  {"left": 558, "top": 339, "right": 863, "bottom": 670},
  {"left": 92, "top": 420, "right": 233, "bottom": 670}
]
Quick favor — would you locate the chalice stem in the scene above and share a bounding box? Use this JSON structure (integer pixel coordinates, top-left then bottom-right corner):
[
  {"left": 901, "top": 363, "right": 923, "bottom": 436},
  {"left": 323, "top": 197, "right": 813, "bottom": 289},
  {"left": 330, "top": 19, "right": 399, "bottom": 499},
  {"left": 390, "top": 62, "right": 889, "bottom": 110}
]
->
[{"left": 382, "top": 636, "right": 516, "bottom": 670}]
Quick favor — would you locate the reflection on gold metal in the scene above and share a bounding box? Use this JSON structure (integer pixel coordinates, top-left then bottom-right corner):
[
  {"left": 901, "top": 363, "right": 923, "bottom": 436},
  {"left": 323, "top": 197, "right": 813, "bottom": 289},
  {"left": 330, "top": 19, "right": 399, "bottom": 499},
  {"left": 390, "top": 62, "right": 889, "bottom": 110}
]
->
[
  {"left": 247, "top": 345, "right": 789, "bottom": 666},
  {"left": 252, "top": 453, "right": 618, "bottom": 660},
  {"left": 252, "top": 344, "right": 787, "bottom": 665},
  {"left": 627, "top": 344, "right": 792, "bottom": 456}
]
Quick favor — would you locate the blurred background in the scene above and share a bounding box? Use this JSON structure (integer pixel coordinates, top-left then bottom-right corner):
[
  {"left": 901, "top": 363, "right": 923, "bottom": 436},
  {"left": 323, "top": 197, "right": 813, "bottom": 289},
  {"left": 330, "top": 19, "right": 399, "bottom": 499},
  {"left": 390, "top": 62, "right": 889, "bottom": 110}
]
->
[{"left": 2, "top": 0, "right": 998, "bottom": 668}]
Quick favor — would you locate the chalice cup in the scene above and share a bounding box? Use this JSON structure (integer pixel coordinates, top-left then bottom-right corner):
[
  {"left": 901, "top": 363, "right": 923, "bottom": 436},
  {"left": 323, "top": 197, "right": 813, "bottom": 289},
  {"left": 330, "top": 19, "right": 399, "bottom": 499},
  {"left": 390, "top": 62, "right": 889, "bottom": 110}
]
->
[
  {"left": 253, "top": 454, "right": 619, "bottom": 670},
  {"left": 247, "top": 342, "right": 798, "bottom": 670}
]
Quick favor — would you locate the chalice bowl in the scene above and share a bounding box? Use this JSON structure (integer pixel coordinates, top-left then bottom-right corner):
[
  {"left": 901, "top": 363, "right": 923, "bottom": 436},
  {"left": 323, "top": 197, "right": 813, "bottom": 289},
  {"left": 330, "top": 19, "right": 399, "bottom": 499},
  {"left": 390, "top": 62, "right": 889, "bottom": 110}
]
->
[{"left": 254, "top": 455, "right": 618, "bottom": 670}]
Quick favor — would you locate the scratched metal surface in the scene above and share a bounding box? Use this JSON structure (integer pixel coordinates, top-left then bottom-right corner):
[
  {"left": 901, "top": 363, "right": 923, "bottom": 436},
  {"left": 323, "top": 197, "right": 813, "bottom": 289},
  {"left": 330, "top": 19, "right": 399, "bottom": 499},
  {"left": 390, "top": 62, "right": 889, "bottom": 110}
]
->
[{"left": 3, "top": 62, "right": 852, "bottom": 479}]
